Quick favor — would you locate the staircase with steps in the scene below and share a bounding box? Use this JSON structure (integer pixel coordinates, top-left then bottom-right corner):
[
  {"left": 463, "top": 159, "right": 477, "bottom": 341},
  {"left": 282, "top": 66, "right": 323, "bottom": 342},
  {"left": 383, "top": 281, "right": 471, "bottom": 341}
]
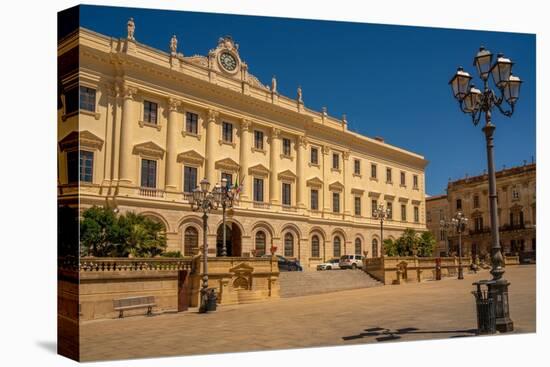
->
[{"left": 278, "top": 269, "right": 382, "bottom": 298}]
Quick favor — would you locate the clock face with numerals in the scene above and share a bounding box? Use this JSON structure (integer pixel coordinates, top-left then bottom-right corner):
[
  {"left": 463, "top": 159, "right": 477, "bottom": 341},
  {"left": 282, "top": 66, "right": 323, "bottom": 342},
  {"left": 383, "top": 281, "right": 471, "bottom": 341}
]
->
[{"left": 219, "top": 52, "right": 237, "bottom": 72}]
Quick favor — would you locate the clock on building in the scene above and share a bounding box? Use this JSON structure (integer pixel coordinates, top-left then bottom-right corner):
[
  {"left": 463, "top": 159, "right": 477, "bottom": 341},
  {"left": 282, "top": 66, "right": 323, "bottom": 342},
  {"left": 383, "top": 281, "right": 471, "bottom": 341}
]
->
[{"left": 219, "top": 52, "right": 237, "bottom": 72}]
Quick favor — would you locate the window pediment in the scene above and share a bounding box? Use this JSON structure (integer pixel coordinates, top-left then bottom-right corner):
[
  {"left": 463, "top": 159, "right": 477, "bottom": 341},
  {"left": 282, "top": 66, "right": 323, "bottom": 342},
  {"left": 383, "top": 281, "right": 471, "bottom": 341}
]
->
[
  {"left": 177, "top": 150, "right": 204, "bottom": 165},
  {"left": 384, "top": 194, "right": 396, "bottom": 201},
  {"left": 329, "top": 181, "right": 344, "bottom": 192},
  {"left": 351, "top": 188, "right": 364, "bottom": 195},
  {"left": 58, "top": 130, "right": 104, "bottom": 151},
  {"left": 398, "top": 196, "right": 409, "bottom": 203},
  {"left": 368, "top": 191, "right": 381, "bottom": 198},
  {"left": 306, "top": 177, "right": 324, "bottom": 188},
  {"left": 248, "top": 163, "right": 270, "bottom": 177},
  {"left": 278, "top": 169, "right": 296, "bottom": 182},
  {"left": 411, "top": 199, "right": 421, "bottom": 205},
  {"left": 132, "top": 141, "right": 165, "bottom": 159},
  {"left": 215, "top": 157, "right": 240, "bottom": 172}
]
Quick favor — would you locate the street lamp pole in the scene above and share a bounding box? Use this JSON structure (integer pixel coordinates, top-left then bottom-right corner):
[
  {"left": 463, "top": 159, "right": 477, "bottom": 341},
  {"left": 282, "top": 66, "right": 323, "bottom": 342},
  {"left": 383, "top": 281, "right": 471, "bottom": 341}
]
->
[
  {"left": 373, "top": 203, "right": 391, "bottom": 257},
  {"left": 451, "top": 212, "right": 468, "bottom": 280},
  {"left": 191, "top": 178, "right": 222, "bottom": 313},
  {"left": 449, "top": 46, "right": 521, "bottom": 332}
]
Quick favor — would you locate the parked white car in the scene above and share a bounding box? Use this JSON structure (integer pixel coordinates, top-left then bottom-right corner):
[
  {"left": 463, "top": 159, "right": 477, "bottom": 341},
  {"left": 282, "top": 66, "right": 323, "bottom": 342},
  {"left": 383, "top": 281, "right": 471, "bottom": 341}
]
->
[
  {"left": 339, "top": 254, "right": 364, "bottom": 269},
  {"left": 316, "top": 258, "right": 341, "bottom": 271}
]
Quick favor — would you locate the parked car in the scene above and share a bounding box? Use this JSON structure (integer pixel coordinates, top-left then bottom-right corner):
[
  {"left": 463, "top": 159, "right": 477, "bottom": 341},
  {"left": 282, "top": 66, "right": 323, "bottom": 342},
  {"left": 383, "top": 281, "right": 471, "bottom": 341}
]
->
[
  {"left": 263, "top": 254, "right": 303, "bottom": 271},
  {"left": 339, "top": 254, "right": 364, "bottom": 269},
  {"left": 316, "top": 258, "right": 341, "bottom": 271}
]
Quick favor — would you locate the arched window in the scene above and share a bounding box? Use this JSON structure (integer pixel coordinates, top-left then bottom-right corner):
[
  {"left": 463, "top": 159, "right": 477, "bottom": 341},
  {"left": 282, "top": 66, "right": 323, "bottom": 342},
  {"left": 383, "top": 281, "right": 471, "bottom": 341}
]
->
[
  {"left": 355, "top": 238, "right": 362, "bottom": 255},
  {"left": 333, "top": 236, "right": 341, "bottom": 258},
  {"left": 284, "top": 233, "right": 294, "bottom": 257},
  {"left": 311, "top": 235, "right": 320, "bottom": 258},
  {"left": 184, "top": 227, "right": 199, "bottom": 256},
  {"left": 372, "top": 238, "right": 379, "bottom": 258},
  {"left": 255, "top": 231, "right": 266, "bottom": 256}
]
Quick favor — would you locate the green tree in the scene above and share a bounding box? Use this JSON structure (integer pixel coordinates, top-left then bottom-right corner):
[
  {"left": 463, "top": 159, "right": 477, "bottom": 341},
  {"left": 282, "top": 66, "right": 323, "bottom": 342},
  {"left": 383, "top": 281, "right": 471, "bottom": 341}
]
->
[
  {"left": 417, "top": 231, "right": 436, "bottom": 257},
  {"left": 79, "top": 207, "right": 167, "bottom": 257},
  {"left": 395, "top": 228, "right": 418, "bottom": 256},
  {"left": 383, "top": 238, "right": 398, "bottom": 257},
  {"left": 117, "top": 212, "right": 167, "bottom": 257},
  {"left": 80, "top": 206, "right": 119, "bottom": 257}
]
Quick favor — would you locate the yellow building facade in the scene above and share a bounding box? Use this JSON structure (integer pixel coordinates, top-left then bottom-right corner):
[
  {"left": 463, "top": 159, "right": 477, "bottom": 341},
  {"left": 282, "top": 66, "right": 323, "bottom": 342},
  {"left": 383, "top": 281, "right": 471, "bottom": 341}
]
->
[
  {"left": 426, "top": 163, "right": 536, "bottom": 260},
  {"left": 57, "top": 24, "right": 428, "bottom": 269}
]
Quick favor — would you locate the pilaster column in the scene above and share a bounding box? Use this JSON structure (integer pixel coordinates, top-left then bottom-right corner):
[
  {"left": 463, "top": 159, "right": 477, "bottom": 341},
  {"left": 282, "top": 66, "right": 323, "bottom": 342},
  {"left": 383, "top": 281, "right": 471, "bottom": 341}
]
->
[
  {"left": 269, "top": 127, "right": 281, "bottom": 204},
  {"left": 322, "top": 145, "right": 331, "bottom": 212},
  {"left": 239, "top": 119, "right": 252, "bottom": 201},
  {"left": 118, "top": 83, "right": 138, "bottom": 184},
  {"left": 205, "top": 109, "right": 219, "bottom": 185},
  {"left": 165, "top": 98, "right": 181, "bottom": 192},
  {"left": 296, "top": 135, "right": 307, "bottom": 208},
  {"left": 343, "top": 151, "right": 351, "bottom": 216}
]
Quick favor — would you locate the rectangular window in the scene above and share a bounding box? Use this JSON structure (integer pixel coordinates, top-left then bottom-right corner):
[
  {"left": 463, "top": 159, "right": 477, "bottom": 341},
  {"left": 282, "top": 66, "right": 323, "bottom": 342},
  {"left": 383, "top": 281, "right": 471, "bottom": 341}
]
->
[
  {"left": 79, "top": 86, "right": 96, "bottom": 112},
  {"left": 386, "top": 167, "right": 392, "bottom": 183},
  {"left": 401, "top": 204, "right": 407, "bottom": 221},
  {"left": 186, "top": 112, "right": 198, "bottom": 134},
  {"left": 311, "top": 189, "right": 319, "bottom": 210},
  {"left": 333, "top": 192, "right": 340, "bottom": 213},
  {"left": 183, "top": 166, "right": 197, "bottom": 193},
  {"left": 222, "top": 122, "right": 233, "bottom": 143},
  {"left": 80, "top": 151, "right": 94, "bottom": 183},
  {"left": 253, "top": 178, "right": 264, "bottom": 202},
  {"left": 310, "top": 147, "right": 319, "bottom": 165},
  {"left": 400, "top": 171, "right": 406, "bottom": 186},
  {"left": 354, "top": 196, "right": 361, "bottom": 216},
  {"left": 282, "top": 138, "right": 291, "bottom": 156},
  {"left": 221, "top": 172, "right": 233, "bottom": 187},
  {"left": 64, "top": 87, "right": 78, "bottom": 114},
  {"left": 387, "top": 202, "right": 393, "bottom": 219},
  {"left": 371, "top": 164, "right": 377, "bottom": 179},
  {"left": 332, "top": 153, "right": 340, "bottom": 170},
  {"left": 143, "top": 100, "right": 158, "bottom": 124},
  {"left": 282, "top": 183, "right": 291, "bottom": 206},
  {"left": 414, "top": 206, "right": 420, "bottom": 223},
  {"left": 254, "top": 130, "right": 264, "bottom": 150},
  {"left": 66, "top": 151, "right": 78, "bottom": 183},
  {"left": 474, "top": 195, "right": 480, "bottom": 208},
  {"left": 456, "top": 199, "right": 462, "bottom": 210},
  {"left": 427, "top": 211, "right": 431, "bottom": 222},
  {"left": 141, "top": 159, "right": 157, "bottom": 188},
  {"left": 371, "top": 199, "right": 378, "bottom": 217},
  {"left": 413, "top": 175, "right": 419, "bottom": 189},
  {"left": 354, "top": 159, "right": 361, "bottom": 175}
]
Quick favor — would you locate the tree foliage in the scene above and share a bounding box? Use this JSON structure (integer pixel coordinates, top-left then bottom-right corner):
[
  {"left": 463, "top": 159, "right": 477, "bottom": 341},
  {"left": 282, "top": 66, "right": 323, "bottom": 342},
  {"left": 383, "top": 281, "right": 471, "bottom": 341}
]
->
[
  {"left": 382, "top": 228, "right": 437, "bottom": 257},
  {"left": 80, "top": 206, "right": 167, "bottom": 257}
]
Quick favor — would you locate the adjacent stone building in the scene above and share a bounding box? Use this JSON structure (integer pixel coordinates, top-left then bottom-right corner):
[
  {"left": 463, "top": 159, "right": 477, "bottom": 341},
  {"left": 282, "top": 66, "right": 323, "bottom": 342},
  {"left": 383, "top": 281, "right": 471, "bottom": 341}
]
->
[
  {"left": 426, "top": 163, "right": 536, "bottom": 260},
  {"left": 57, "top": 23, "right": 428, "bottom": 269}
]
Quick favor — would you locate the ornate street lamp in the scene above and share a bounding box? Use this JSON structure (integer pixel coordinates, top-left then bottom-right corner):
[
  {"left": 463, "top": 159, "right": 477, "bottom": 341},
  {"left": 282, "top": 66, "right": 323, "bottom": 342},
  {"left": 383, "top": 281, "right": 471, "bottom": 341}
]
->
[
  {"left": 449, "top": 46, "right": 521, "bottom": 332},
  {"left": 439, "top": 217, "right": 453, "bottom": 257},
  {"left": 450, "top": 212, "right": 468, "bottom": 280},
  {"left": 373, "top": 203, "right": 391, "bottom": 257},
  {"left": 219, "top": 178, "right": 238, "bottom": 257},
  {"left": 191, "top": 178, "right": 221, "bottom": 313}
]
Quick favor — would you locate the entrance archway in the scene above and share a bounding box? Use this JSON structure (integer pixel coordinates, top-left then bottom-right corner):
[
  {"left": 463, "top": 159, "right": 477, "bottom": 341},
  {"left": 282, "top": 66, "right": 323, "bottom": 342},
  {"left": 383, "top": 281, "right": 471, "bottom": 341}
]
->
[{"left": 216, "top": 223, "right": 242, "bottom": 257}]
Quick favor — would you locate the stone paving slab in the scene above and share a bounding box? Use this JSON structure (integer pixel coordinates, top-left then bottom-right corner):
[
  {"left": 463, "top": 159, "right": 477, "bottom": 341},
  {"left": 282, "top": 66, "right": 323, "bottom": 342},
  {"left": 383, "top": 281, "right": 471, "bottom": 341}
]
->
[{"left": 79, "top": 265, "right": 536, "bottom": 362}]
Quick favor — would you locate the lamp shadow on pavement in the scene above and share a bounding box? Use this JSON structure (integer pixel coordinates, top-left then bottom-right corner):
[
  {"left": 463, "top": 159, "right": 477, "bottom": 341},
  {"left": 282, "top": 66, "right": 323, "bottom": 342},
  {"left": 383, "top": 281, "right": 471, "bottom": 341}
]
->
[{"left": 342, "top": 326, "right": 478, "bottom": 342}]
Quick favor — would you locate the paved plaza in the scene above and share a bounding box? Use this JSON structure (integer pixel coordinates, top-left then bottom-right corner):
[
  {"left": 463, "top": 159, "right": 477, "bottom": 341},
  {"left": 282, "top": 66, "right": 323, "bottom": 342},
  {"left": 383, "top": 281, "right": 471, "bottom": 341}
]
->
[{"left": 79, "top": 265, "right": 536, "bottom": 361}]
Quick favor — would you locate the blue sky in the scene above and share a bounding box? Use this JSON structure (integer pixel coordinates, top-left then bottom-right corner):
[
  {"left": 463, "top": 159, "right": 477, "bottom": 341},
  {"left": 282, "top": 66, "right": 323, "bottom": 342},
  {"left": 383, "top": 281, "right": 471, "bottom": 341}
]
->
[{"left": 77, "top": 5, "right": 536, "bottom": 195}]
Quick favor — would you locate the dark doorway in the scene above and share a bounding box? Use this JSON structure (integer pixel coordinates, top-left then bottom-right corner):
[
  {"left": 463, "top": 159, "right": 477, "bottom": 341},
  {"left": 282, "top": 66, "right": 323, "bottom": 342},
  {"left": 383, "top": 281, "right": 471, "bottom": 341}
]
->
[
  {"left": 177, "top": 270, "right": 189, "bottom": 312},
  {"left": 216, "top": 223, "right": 242, "bottom": 257}
]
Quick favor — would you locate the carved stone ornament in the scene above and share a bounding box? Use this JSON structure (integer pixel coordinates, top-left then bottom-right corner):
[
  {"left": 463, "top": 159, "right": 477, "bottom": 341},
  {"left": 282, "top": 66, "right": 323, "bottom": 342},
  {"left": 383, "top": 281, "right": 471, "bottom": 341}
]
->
[
  {"left": 297, "top": 85, "right": 303, "bottom": 104},
  {"left": 132, "top": 141, "right": 165, "bottom": 159},
  {"left": 177, "top": 150, "right": 204, "bottom": 165},
  {"left": 58, "top": 130, "right": 104, "bottom": 152},
  {"left": 342, "top": 151, "right": 350, "bottom": 160},
  {"left": 119, "top": 84, "right": 138, "bottom": 100},
  {"left": 167, "top": 98, "right": 181, "bottom": 111},
  {"left": 169, "top": 34, "right": 178, "bottom": 55},
  {"left": 241, "top": 119, "right": 252, "bottom": 132},
  {"left": 207, "top": 109, "right": 219, "bottom": 122},
  {"left": 322, "top": 145, "right": 331, "bottom": 155},
  {"left": 217, "top": 35, "right": 239, "bottom": 52},
  {"left": 298, "top": 135, "right": 308, "bottom": 148},
  {"left": 127, "top": 18, "right": 135, "bottom": 40},
  {"left": 272, "top": 127, "right": 281, "bottom": 138}
]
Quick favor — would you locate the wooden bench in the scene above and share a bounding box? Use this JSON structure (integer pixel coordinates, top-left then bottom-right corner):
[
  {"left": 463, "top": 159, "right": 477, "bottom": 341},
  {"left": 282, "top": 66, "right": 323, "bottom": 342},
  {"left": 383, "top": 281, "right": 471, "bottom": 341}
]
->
[{"left": 113, "top": 296, "right": 156, "bottom": 318}]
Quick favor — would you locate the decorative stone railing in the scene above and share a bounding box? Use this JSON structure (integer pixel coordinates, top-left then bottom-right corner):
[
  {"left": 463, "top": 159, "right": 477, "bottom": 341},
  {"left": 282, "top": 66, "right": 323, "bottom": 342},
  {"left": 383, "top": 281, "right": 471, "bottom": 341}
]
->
[
  {"left": 281, "top": 205, "right": 298, "bottom": 212},
  {"left": 59, "top": 257, "right": 194, "bottom": 272},
  {"left": 138, "top": 187, "right": 165, "bottom": 198},
  {"left": 253, "top": 201, "right": 271, "bottom": 209}
]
